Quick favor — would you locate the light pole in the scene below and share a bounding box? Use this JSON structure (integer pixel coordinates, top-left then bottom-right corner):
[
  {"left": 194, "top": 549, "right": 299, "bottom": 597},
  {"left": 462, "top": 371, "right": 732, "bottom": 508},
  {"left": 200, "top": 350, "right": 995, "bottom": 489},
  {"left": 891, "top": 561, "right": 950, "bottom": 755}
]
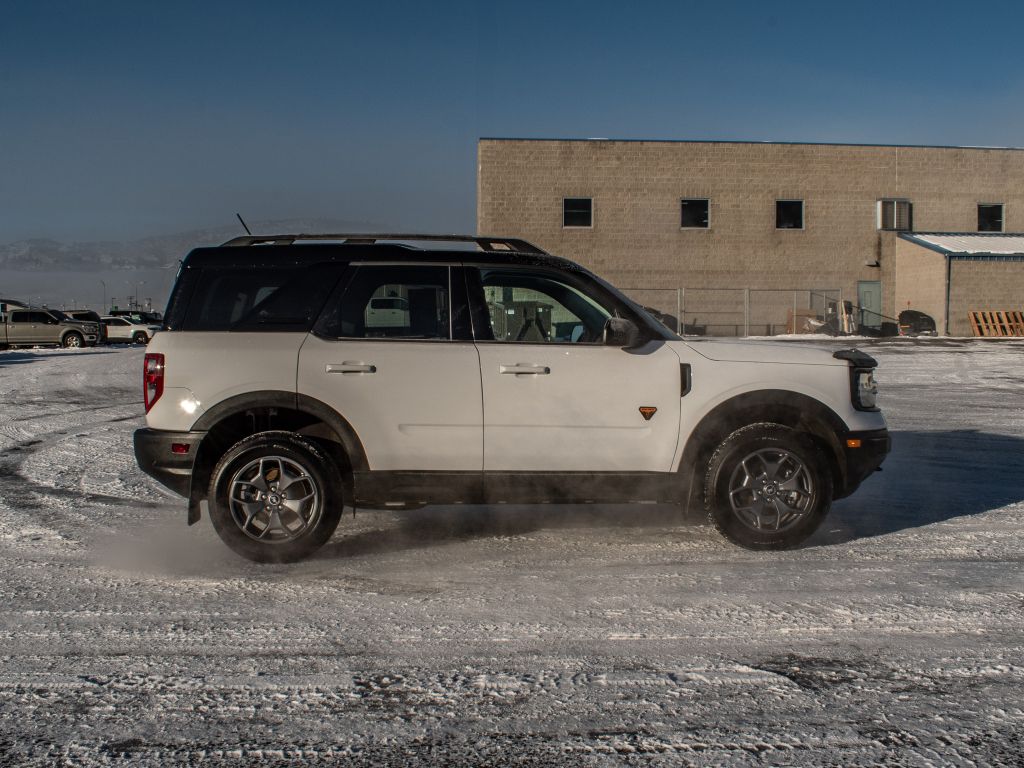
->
[
  {"left": 124, "top": 281, "right": 146, "bottom": 311},
  {"left": 100, "top": 280, "right": 106, "bottom": 313}
]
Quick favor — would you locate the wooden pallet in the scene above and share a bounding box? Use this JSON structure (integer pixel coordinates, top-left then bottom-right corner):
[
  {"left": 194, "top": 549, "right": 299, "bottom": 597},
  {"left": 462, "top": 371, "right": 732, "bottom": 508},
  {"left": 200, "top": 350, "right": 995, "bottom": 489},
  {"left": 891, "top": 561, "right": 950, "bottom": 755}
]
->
[{"left": 969, "top": 310, "right": 1024, "bottom": 337}]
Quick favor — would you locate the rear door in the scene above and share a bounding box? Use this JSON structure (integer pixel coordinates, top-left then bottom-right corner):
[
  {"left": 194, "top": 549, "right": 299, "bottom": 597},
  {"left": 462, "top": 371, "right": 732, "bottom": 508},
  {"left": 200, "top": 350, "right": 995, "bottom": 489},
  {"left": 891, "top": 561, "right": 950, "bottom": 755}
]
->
[
  {"left": 468, "top": 266, "right": 682, "bottom": 472},
  {"left": 298, "top": 264, "right": 482, "bottom": 471},
  {"left": 6, "top": 311, "right": 29, "bottom": 343}
]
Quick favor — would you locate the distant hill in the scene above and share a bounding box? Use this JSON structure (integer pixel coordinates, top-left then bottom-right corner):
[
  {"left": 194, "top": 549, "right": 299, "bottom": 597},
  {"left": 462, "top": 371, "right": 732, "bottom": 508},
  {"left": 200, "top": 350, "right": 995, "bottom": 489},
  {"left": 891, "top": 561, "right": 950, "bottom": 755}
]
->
[{"left": 0, "top": 218, "right": 377, "bottom": 271}]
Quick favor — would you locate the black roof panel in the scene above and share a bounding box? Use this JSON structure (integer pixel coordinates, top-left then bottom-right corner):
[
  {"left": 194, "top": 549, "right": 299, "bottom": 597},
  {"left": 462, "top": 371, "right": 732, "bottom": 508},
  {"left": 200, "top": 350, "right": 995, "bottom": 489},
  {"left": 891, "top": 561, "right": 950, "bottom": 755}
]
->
[{"left": 182, "top": 242, "right": 587, "bottom": 274}]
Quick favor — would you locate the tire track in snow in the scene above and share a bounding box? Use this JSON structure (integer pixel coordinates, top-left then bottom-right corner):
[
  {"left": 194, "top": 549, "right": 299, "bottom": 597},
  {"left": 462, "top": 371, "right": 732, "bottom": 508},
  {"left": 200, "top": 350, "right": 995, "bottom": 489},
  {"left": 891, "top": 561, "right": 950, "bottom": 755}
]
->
[
  {"left": 2, "top": 343, "right": 1024, "bottom": 765},
  {"left": 0, "top": 350, "right": 163, "bottom": 551},
  {"left": 0, "top": 415, "right": 161, "bottom": 551}
]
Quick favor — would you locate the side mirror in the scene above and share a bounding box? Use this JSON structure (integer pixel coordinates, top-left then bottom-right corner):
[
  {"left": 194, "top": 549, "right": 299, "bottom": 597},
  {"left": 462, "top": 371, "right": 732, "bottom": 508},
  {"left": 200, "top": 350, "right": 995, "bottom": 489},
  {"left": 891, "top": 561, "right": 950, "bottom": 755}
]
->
[{"left": 603, "top": 317, "right": 643, "bottom": 348}]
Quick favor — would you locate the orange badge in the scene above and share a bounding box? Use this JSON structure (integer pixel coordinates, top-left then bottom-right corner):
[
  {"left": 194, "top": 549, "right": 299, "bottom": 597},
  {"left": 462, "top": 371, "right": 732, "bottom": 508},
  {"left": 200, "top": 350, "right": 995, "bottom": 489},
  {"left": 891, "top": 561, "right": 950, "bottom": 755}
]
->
[{"left": 639, "top": 407, "right": 657, "bottom": 421}]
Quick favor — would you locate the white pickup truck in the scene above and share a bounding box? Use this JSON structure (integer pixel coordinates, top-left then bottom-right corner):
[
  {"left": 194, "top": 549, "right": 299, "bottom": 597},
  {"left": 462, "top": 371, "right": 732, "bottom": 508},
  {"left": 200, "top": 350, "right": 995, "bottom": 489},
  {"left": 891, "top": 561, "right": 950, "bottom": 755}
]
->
[{"left": 134, "top": 234, "right": 889, "bottom": 563}]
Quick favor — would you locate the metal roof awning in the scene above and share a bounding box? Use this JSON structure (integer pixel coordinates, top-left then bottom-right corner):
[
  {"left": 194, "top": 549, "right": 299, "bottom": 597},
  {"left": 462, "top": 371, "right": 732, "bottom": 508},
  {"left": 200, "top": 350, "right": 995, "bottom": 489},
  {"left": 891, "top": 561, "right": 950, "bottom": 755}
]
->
[{"left": 899, "top": 232, "right": 1024, "bottom": 260}]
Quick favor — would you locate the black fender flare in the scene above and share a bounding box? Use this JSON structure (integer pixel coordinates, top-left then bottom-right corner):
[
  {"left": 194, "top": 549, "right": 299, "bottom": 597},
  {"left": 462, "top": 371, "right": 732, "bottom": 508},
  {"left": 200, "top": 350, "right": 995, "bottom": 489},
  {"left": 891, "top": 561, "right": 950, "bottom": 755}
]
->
[
  {"left": 187, "top": 390, "right": 369, "bottom": 520},
  {"left": 295, "top": 393, "right": 369, "bottom": 471},
  {"left": 678, "top": 389, "right": 848, "bottom": 509},
  {"left": 190, "top": 390, "right": 369, "bottom": 471}
]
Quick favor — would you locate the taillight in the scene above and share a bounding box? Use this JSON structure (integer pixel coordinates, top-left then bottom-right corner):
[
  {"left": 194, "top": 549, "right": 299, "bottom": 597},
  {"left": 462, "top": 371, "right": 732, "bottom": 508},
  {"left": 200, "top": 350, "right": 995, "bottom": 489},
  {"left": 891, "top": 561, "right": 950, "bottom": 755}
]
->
[{"left": 144, "top": 353, "right": 165, "bottom": 412}]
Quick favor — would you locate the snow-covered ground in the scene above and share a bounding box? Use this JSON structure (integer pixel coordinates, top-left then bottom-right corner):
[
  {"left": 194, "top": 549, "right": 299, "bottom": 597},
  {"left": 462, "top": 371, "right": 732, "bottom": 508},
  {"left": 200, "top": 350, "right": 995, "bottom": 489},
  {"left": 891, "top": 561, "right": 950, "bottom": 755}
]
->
[{"left": 1, "top": 340, "right": 1022, "bottom": 766}]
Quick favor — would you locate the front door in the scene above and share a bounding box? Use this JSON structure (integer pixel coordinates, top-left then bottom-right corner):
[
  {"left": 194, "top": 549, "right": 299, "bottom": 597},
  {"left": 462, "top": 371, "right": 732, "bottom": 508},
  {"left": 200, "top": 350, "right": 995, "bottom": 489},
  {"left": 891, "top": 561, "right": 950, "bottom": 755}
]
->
[
  {"left": 297, "top": 264, "right": 482, "bottom": 472},
  {"left": 468, "top": 266, "right": 682, "bottom": 473},
  {"left": 857, "top": 280, "right": 882, "bottom": 329}
]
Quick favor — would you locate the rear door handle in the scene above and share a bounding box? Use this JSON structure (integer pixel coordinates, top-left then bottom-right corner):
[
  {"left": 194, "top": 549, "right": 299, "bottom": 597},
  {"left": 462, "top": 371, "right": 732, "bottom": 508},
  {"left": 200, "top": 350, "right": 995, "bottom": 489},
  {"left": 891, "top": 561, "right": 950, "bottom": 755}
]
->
[
  {"left": 499, "top": 363, "right": 551, "bottom": 375},
  {"left": 326, "top": 362, "right": 377, "bottom": 375}
]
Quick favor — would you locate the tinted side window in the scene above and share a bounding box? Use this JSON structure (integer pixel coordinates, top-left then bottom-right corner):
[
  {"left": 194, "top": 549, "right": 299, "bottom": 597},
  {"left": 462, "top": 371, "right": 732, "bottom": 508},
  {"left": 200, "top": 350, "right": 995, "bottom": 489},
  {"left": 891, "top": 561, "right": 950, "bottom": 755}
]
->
[
  {"left": 317, "top": 265, "right": 456, "bottom": 340},
  {"left": 181, "top": 263, "right": 343, "bottom": 331},
  {"left": 10, "top": 312, "right": 29, "bottom": 324}
]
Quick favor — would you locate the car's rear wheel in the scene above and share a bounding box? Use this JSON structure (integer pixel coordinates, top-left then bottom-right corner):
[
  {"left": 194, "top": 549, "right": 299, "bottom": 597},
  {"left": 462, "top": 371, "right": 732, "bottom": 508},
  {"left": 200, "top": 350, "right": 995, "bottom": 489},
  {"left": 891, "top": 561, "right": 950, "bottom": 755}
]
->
[
  {"left": 208, "top": 431, "right": 343, "bottom": 563},
  {"left": 62, "top": 332, "right": 83, "bottom": 348},
  {"left": 704, "top": 423, "right": 831, "bottom": 550}
]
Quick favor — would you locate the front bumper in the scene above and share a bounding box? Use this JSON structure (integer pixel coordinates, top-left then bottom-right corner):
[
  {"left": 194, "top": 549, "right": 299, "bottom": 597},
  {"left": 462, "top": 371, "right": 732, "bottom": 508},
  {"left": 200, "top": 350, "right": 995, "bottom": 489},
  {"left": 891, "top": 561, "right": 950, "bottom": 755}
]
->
[
  {"left": 837, "top": 428, "right": 890, "bottom": 498},
  {"left": 133, "top": 428, "right": 205, "bottom": 498}
]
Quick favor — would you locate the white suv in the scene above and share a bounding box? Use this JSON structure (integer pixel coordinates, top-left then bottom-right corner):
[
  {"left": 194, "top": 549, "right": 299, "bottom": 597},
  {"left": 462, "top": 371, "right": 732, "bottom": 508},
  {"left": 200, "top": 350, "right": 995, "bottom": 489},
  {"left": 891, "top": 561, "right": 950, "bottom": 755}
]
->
[
  {"left": 134, "top": 234, "right": 889, "bottom": 562},
  {"left": 101, "top": 315, "right": 161, "bottom": 344}
]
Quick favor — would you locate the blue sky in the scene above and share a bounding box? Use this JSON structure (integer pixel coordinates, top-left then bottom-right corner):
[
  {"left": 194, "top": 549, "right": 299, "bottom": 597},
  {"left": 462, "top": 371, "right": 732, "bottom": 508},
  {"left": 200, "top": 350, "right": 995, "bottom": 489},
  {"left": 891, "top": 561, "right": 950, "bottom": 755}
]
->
[{"left": 3, "top": 0, "right": 1024, "bottom": 242}]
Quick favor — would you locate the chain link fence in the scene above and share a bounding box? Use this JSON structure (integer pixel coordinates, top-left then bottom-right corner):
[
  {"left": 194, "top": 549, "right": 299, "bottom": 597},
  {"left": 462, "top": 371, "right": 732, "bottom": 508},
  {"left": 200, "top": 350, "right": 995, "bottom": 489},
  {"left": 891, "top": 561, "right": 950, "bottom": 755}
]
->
[{"left": 623, "top": 287, "right": 855, "bottom": 337}]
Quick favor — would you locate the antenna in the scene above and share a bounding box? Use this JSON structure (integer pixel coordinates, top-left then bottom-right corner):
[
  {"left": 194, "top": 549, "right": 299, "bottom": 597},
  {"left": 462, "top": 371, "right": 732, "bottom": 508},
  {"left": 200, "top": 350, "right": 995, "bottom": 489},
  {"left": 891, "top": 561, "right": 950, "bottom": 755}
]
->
[{"left": 235, "top": 213, "right": 253, "bottom": 236}]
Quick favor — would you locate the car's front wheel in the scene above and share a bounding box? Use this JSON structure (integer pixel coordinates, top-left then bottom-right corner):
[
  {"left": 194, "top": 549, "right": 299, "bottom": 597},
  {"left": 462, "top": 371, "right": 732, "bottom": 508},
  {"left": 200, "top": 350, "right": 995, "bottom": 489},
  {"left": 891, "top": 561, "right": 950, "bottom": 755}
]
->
[
  {"left": 208, "top": 431, "right": 343, "bottom": 563},
  {"left": 62, "top": 332, "right": 84, "bottom": 348},
  {"left": 704, "top": 423, "right": 832, "bottom": 550},
  {"left": 132, "top": 331, "right": 149, "bottom": 344}
]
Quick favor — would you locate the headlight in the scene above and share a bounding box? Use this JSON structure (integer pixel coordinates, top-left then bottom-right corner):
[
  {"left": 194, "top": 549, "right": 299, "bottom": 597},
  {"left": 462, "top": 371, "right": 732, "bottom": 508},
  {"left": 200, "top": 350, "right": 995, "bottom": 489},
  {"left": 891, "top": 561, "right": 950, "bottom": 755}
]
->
[{"left": 853, "top": 369, "right": 878, "bottom": 411}]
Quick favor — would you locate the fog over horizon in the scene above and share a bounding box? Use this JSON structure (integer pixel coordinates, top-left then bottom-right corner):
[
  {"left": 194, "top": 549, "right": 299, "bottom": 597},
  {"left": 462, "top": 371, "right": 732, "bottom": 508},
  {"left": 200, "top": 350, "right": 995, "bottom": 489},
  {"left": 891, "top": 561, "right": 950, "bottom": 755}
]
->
[{"left": 0, "top": 217, "right": 393, "bottom": 309}]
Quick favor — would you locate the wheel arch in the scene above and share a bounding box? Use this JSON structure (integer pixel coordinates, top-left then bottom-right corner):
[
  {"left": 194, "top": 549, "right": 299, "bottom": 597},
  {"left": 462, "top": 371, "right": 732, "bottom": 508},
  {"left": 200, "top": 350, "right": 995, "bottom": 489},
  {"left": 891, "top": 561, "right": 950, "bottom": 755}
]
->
[
  {"left": 188, "top": 390, "right": 368, "bottom": 508},
  {"left": 678, "top": 389, "right": 847, "bottom": 512}
]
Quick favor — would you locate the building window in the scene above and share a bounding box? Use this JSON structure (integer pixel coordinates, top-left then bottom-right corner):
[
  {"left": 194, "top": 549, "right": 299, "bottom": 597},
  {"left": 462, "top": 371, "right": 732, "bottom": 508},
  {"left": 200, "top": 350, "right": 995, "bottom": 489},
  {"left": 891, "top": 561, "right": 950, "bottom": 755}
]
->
[
  {"left": 563, "top": 198, "right": 593, "bottom": 228},
  {"left": 680, "top": 199, "right": 710, "bottom": 229},
  {"left": 776, "top": 200, "right": 804, "bottom": 230},
  {"left": 878, "top": 199, "right": 913, "bottom": 231},
  {"left": 978, "top": 203, "right": 1004, "bottom": 232}
]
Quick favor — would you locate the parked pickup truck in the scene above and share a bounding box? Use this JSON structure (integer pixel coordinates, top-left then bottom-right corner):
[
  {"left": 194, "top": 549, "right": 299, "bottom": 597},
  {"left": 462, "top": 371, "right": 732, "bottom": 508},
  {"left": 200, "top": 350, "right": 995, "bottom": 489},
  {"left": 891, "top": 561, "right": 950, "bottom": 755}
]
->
[{"left": 0, "top": 307, "right": 100, "bottom": 349}]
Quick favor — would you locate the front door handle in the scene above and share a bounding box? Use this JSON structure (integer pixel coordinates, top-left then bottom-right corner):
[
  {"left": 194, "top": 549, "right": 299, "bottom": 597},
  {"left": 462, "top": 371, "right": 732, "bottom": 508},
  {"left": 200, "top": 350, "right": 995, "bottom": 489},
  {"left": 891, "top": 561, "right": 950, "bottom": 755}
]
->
[
  {"left": 499, "top": 363, "right": 551, "bottom": 375},
  {"left": 326, "top": 362, "right": 377, "bottom": 375}
]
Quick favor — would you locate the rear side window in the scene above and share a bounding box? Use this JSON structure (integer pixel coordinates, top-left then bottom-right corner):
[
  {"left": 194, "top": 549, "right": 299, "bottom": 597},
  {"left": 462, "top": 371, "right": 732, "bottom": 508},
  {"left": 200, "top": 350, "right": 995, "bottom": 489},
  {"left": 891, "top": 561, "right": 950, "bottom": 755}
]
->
[
  {"left": 180, "top": 263, "right": 344, "bottom": 331},
  {"left": 316, "top": 265, "right": 458, "bottom": 340}
]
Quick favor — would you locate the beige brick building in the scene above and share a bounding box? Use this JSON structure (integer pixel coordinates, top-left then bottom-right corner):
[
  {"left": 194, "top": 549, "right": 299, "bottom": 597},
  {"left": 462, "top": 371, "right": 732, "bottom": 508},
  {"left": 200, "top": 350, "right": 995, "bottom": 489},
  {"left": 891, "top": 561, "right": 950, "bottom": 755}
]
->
[{"left": 477, "top": 138, "right": 1024, "bottom": 336}]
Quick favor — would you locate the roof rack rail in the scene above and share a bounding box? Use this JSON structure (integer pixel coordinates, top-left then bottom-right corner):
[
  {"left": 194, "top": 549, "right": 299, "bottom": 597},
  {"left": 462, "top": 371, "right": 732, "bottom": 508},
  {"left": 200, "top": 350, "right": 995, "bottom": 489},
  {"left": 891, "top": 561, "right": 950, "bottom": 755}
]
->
[{"left": 219, "top": 233, "right": 548, "bottom": 254}]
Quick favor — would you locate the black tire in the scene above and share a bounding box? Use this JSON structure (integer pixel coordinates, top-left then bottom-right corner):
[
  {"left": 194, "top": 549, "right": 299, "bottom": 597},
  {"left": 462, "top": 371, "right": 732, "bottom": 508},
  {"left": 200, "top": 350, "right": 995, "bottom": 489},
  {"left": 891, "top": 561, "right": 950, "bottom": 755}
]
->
[
  {"left": 704, "top": 423, "right": 832, "bottom": 550},
  {"left": 208, "top": 431, "right": 344, "bottom": 563},
  {"left": 62, "top": 332, "right": 84, "bottom": 348},
  {"left": 132, "top": 331, "right": 149, "bottom": 344}
]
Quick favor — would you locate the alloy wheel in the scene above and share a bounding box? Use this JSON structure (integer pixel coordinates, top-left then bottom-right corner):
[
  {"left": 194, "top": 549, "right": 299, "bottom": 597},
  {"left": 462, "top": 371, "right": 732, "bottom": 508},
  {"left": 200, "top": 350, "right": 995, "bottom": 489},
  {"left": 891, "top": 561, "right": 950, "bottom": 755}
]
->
[
  {"left": 727, "top": 447, "right": 816, "bottom": 532},
  {"left": 227, "top": 455, "right": 322, "bottom": 543}
]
